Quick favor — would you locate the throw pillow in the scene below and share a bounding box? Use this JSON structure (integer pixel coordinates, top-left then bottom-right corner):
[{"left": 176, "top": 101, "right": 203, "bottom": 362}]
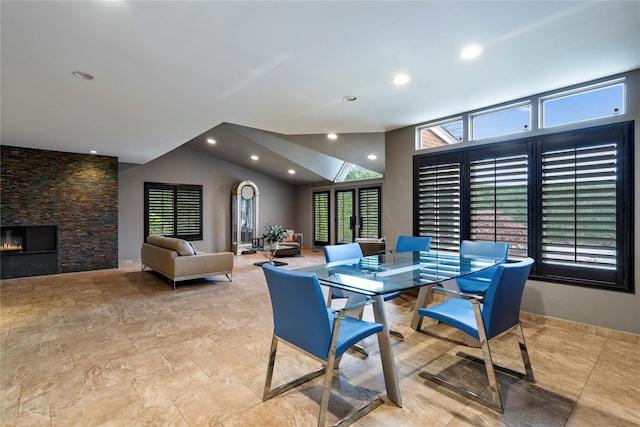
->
[
  {"left": 188, "top": 242, "right": 197, "bottom": 255},
  {"left": 283, "top": 229, "right": 295, "bottom": 242}
]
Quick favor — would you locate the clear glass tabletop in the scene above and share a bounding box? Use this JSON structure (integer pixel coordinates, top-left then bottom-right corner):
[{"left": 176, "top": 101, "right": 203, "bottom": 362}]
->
[{"left": 294, "top": 251, "right": 503, "bottom": 296}]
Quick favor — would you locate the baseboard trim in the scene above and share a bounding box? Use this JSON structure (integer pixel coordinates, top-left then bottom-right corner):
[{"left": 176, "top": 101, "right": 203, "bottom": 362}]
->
[{"left": 520, "top": 311, "right": 639, "bottom": 344}]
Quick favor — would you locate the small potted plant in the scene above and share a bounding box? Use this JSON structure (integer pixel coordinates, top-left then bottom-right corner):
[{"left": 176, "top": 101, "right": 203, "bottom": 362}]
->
[{"left": 261, "top": 222, "right": 288, "bottom": 264}]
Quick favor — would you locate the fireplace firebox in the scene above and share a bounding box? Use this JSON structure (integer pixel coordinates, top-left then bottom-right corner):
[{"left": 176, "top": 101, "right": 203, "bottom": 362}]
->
[
  {"left": 1, "top": 227, "right": 24, "bottom": 252},
  {"left": 0, "top": 226, "right": 58, "bottom": 279}
]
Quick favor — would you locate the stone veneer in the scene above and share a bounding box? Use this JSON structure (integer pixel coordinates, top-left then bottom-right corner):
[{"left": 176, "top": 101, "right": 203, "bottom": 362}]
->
[{"left": 1, "top": 146, "right": 118, "bottom": 273}]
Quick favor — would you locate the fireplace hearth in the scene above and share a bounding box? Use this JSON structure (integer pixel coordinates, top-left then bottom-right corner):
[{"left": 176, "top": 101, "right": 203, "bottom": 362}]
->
[{"left": 1, "top": 226, "right": 58, "bottom": 279}]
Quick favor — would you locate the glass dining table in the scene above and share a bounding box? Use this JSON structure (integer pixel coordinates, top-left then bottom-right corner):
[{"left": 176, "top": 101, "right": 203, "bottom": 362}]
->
[{"left": 294, "top": 250, "right": 503, "bottom": 407}]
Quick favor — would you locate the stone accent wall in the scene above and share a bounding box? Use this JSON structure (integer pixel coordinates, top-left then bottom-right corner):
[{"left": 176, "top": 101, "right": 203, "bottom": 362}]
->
[{"left": 1, "top": 146, "right": 118, "bottom": 273}]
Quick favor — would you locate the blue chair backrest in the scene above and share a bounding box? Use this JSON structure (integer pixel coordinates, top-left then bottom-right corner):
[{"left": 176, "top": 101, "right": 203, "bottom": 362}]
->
[
  {"left": 482, "top": 257, "right": 534, "bottom": 339},
  {"left": 460, "top": 240, "right": 510, "bottom": 282},
  {"left": 323, "top": 243, "right": 363, "bottom": 263},
  {"left": 262, "top": 263, "right": 332, "bottom": 360},
  {"left": 396, "top": 236, "right": 432, "bottom": 253},
  {"left": 460, "top": 240, "right": 509, "bottom": 260},
  {"left": 323, "top": 243, "right": 364, "bottom": 299}
]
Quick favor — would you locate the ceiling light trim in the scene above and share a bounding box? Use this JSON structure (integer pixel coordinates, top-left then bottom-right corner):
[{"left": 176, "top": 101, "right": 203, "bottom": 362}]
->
[{"left": 72, "top": 71, "right": 94, "bottom": 80}]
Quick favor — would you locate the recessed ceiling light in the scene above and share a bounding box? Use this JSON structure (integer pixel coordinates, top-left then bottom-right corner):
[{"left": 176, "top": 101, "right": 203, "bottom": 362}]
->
[
  {"left": 207, "top": 138, "right": 216, "bottom": 144},
  {"left": 288, "top": 169, "right": 296, "bottom": 174},
  {"left": 460, "top": 44, "right": 482, "bottom": 59},
  {"left": 393, "top": 74, "right": 410, "bottom": 85},
  {"left": 251, "top": 155, "right": 259, "bottom": 161},
  {"left": 368, "top": 154, "right": 377, "bottom": 160},
  {"left": 342, "top": 95, "right": 358, "bottom": 102},
  {"left": 72, "top": 71, "right": 94, "bottom": 80},
  {"left": 327, "top": 133, "right": 338, "bottom": 140}
]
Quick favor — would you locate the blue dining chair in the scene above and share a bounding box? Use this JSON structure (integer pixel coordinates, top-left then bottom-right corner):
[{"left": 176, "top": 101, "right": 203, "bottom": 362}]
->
[
  {"left": 323, "top": 243, "right": 371, "bottom": 355},
  {"left": 383, "top": 235, "right": 432, "bottom": 339},
  {"left": 323, "top": 242, "right": 367, "bottom": 303},
  {"left": 416, "top": 257, "right": 535, "bottom": 413},
  {"left": 395, "top": 235, "right": 432, "bottom": 254},
  {"left": 456, "top": 240, "right": 509, "bottom": 294},
  {"left": 261, "top": 263, "right": 385, "bottom": 426}
]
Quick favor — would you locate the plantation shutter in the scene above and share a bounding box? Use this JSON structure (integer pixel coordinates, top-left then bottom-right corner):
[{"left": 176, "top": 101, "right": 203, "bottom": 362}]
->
[
  {"left": 358, "top": 187, "right": 381, "bottom": 239},
  {"left": 541, "top": 143, "right": 617, "bottom": 272},
  {"left": 144, "top": 183, "right": 203, "bottom": 240},
  {"left": 470, "top": 154, "right": 529, "bottom": 258},
  {"left": 335, "top": 189, "right": 355, "bottom": 244},
  {"left": 414, "top": 121, "right": 632, "bottom": 291},
  {"left": 417, "top": 162, "right": 461, "bottom": 252},
  {"left": 313, "top": 191, "right": 330, "bottom": 246},
  {"left": 176, "top": 186, "right": 203, "bottom": 238},
  {"left": 147, "top": 186, "right": 175, "bottom": 236}
]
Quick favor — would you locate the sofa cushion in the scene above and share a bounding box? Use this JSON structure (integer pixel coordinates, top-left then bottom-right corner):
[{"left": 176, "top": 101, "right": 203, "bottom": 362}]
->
[
  {"left": 146, "top": 235, "right": 195, "bottom": 256},
  {"left": 283, "top": 229, "right": 295, "bottom": 242}
]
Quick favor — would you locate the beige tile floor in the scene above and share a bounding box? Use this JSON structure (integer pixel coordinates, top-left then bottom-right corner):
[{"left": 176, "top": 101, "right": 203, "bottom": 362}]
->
[{"left": 1, "top": 250, "right": 639, "bottom": 426}]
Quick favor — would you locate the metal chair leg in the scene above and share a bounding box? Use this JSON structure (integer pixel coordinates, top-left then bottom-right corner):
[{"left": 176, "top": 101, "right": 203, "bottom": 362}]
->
[
  {"left": 264, "top": 316, "right": 384, "bottom": 426},
  {"left": 456, "top": 324, "right": 535, "bottom": 383},
  {"left": 263, "top": 335, "right": 325, "bottom": 401},
  {"left": 389, "top": 330, "right": 404, "bottom": 340},
  {"left": 419, "top": 299, "right": 504, "bottom": 413}
]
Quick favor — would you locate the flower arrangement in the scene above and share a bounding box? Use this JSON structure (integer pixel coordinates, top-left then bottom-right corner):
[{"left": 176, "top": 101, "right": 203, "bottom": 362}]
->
[{"left": 261, "top": 222, "right": 288, "bottom": 244}]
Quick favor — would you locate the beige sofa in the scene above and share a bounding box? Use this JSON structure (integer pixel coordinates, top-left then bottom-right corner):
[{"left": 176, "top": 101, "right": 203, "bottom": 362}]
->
[{"left": 141, "top": 235, "right": 234, "bottom": 290}]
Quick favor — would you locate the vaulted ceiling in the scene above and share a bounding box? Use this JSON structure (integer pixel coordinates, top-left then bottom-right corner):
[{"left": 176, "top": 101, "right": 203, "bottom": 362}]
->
[{"left": 2, "top": 1, "right": 639, "bottom": 184}]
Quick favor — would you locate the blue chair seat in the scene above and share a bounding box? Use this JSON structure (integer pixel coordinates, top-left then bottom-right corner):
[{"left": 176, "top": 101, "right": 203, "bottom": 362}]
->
[
  {"left": 331, "top": 309, "right": 383, "bottom": 357},
  {"left": 418, "top": 298, "right": 482, "bottom": 339}
]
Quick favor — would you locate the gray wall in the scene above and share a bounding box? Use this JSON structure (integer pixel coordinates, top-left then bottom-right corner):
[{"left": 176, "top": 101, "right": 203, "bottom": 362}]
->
[
  {"left": 118, "top": 146, "right": 298, "bottom": 260},
  {"left": 383, "top": 70, "right": 640, "bottom": 335}
]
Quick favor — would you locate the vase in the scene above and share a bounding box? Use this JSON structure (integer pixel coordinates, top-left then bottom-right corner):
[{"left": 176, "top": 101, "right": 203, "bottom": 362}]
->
[{"left": 266, "top": 242, "right": 280, "bottom": 264}]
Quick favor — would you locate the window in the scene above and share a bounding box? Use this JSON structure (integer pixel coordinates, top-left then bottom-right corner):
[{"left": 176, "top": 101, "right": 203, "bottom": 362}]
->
[
  {"left": 414, "top": 122, "right": 633, "bottom": 292},
  {"left": 470, "top": 154, "right": 529, "bottom": 258},
  {"left": 335, "top": 162, "right": 382, "bottom": 182},
  {"left": 537, "top": 129, "right": 626, "bottom": 286},
  {"left": 144, "top": 182, "right": 203, "bottom": 240},
  {"left": 542, "top": 80, "right": 625, "bottom": 128},
  {"left": 335, "top": 189, "right": 355, "bottom": 243},
  {"left": 312, "top": 186, "right": 382, "bottom": 245},
  {"left": 417, "top": 118, "right": 463, "bottom": 149},
  {"left": 313, "top": 191, "right": 330, "bottom": 246},
  {"left": 416, "top": 76, "right": 627, "bottom": 151},
  {"left": 358, "top": 187, "right": 381, "bottom": 239},
  {"left": 416, "top": 160, "right": 461, "bottom": 251},
  {"left": 471, "top": 102, "right": 531, "bottom": 141}
]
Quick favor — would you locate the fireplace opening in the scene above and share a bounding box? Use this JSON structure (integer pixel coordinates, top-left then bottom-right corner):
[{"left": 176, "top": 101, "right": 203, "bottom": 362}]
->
[
  {"left": 1, "top": 227, "right": 24, "bottom": 252},
  {"left": 1, "top": 225, "right": 59, "bottom": 279}
]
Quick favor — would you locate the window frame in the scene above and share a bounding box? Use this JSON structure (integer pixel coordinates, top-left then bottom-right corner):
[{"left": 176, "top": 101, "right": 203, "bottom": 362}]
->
[
  {"left": 469, "top": 101, "right": 532, "bottom": 141},
  {"left": 415, "top": 75, "right": 627, "bottom": 150},
  {"left": 416, "top": 117, "right": 464, "bottom": 149},
  {"left": 358, "top": 186, "right": 382, "bottom": 239},
  {"left": 312, "top": 190, "right": 331, "bottom": 246},
  {"left": 144, "top": 182, "right": 203, "bottom": 241},
  {"left": 540, "top": 79, "right": 625, "bottom": 129},
  {"left": 413, "top": 121, "right": 634, "bottom": 293}
]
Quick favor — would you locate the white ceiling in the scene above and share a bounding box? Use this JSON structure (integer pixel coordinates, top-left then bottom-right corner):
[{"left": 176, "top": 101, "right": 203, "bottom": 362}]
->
[{"left": 2, "top": 1, "right": 639, "bottom": 177}]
